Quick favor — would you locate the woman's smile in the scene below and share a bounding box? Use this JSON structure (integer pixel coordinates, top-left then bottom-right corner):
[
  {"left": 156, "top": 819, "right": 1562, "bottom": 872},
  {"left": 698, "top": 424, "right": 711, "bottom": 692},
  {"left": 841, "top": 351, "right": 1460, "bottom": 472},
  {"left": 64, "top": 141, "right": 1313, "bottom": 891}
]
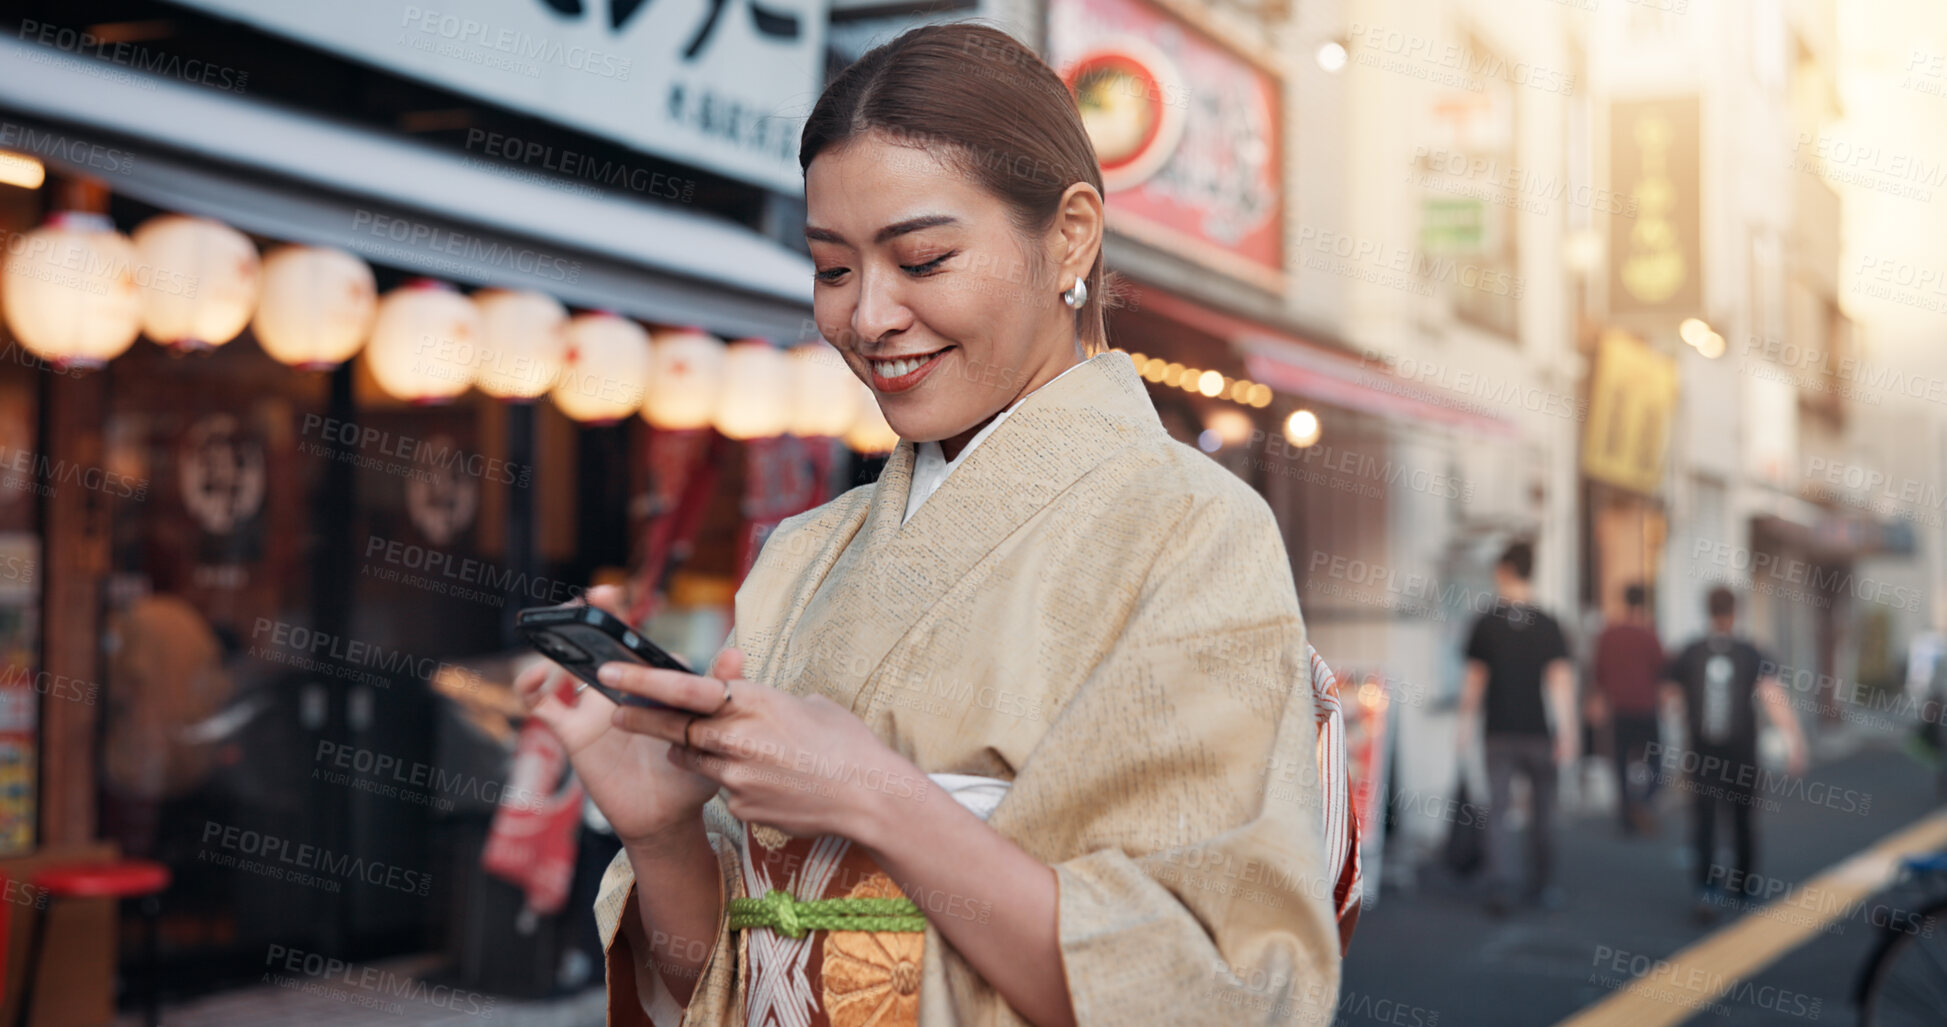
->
[{"left": 865, "top": 345, "right": 953, "bottom": 394}]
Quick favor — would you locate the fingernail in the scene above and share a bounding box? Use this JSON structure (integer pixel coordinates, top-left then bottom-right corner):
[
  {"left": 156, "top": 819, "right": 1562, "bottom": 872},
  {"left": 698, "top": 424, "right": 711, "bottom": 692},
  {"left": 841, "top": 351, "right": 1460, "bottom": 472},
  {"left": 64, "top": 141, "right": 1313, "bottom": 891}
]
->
[{"left": 597, "top": 664, "right": 620, "bottom": 685}]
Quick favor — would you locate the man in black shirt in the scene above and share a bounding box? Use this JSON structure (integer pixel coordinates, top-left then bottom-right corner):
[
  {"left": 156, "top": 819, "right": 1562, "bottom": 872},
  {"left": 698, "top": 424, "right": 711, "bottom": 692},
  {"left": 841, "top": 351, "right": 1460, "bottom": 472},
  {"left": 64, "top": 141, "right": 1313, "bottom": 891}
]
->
[
  {"left": 1458, "top": 540, "right": 1575, "bottom": 914},
  {"left": 1661, "top": 586, "right": 1806, "bottom": 922}
]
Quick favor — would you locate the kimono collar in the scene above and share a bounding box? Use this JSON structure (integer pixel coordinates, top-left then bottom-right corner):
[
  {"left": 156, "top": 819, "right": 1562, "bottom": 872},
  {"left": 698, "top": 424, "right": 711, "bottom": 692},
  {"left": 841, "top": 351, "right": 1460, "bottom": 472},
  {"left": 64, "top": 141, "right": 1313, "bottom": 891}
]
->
[
  {"left": 874, "top": 349, "right": 1163, "bottom": 538},
  {"left": 733, "top": 349, "right": 1164, "bottom": 708}
]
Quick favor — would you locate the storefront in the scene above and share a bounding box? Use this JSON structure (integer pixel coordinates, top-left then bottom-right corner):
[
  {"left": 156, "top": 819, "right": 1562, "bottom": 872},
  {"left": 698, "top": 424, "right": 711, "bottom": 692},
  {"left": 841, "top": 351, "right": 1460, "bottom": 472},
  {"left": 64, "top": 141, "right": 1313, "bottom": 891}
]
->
[{"left": 0, "top": 3, "right": 873, "bottom": 1018}]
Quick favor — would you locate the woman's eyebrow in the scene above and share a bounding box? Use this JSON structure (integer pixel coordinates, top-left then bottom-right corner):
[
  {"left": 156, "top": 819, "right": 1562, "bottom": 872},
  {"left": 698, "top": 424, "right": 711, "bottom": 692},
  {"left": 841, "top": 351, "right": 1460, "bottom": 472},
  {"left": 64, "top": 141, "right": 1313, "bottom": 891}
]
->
[{"left": 804, "top": 214, "right": 960, "bottom": 246}]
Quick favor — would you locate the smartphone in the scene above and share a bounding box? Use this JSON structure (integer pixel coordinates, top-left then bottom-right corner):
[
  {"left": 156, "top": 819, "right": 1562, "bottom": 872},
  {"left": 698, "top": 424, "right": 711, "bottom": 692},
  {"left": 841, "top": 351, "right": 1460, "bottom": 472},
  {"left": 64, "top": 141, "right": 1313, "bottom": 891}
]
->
[{"left": 517, "top": 603, "right": 692, "bottom": 710}]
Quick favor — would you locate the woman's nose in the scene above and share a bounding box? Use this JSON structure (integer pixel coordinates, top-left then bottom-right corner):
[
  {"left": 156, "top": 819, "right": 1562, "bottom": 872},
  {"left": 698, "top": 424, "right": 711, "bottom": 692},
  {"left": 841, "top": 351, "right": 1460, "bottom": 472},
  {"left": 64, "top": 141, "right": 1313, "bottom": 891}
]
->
[{"left": 851, "top": 266, "right": 913, "bottom": 343}]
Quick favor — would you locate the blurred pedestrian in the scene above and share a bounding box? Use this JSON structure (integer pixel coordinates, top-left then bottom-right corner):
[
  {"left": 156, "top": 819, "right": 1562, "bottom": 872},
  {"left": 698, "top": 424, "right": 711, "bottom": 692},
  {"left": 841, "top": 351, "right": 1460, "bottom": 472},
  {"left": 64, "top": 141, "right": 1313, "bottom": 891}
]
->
[
  {"left": 1592, "top": 583, "right": 1666, "bottom": 836},
  {"left": 1459, "top": 540, "right": 1576, "bottom": 915},
  {"left": 1661, "top": 586, "right": 1807, "bottom": 924}
]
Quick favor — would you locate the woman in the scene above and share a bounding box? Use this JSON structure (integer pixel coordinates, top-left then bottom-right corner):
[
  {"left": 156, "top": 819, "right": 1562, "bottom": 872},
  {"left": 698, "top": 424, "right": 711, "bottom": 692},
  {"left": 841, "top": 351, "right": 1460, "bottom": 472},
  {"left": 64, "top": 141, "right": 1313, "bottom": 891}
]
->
[{"left": 516, "top": 22, "right": 1342, "bottom": 1027}]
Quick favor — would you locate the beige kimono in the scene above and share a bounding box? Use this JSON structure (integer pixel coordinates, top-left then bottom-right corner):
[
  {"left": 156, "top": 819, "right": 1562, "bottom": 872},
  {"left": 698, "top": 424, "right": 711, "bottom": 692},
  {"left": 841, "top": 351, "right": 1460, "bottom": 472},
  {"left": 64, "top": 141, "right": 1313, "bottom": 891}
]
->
[{"left": 595, "top": 351, "right": 1342, "bottom": 1026}]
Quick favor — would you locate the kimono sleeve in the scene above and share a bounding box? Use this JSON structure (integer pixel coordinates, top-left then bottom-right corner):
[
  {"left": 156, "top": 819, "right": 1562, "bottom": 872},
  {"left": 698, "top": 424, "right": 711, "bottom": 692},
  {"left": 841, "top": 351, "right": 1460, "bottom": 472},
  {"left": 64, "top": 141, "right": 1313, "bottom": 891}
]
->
[
  {"left": 595, "top": 621, "right": 751, "bottom": 1025},
  {"left": 1032, "top": 486, "right": 1343, "bottom": 1026},
  {"left": 595, "top": 795, "right": 749, "bottom": 1026}
]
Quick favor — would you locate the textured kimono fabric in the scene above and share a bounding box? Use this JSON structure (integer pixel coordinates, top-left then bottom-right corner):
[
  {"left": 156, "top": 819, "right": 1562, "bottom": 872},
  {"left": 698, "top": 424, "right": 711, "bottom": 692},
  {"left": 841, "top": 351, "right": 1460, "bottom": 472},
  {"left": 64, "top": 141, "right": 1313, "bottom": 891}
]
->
[{"left": 595, "top": 351, "right": 1343, "bottom": 1025}]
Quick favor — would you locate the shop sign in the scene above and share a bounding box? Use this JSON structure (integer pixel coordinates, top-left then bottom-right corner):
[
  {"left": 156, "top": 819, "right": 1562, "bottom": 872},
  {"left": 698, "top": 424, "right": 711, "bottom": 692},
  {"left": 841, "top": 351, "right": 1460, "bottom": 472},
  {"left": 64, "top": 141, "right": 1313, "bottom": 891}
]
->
[
  {"left": 1607, "top": 95, "right": 1702, "bottom": 328},
  {"left": 1048, "top": 0, "right": 1283, "bottom": 290},
  {"left": 1419, "top": 196, "right": 1486, "bottom": 256},
  {"left": 1582, "top": 329, "right": 1677, "bottom": 495},
  {"left": 168, "top": 0, "right": 827, "bottom": 192}
]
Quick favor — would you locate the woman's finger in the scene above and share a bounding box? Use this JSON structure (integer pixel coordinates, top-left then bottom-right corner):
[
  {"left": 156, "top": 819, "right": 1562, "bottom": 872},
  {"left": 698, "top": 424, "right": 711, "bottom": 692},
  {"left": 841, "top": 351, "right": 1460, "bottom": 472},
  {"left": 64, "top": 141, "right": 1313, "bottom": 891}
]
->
[
  {"left": 709, "top": 646, "right": 746, "bottom": 683},
  {"left": 584, "top": 583, "right": 627, "bottom": 619},
  {"left": 597, "top": 663, "right": 726, "bottom": 714},
  {"left": 609, "top": 703, "right": 701, "bottom": 747},
  {"left": 512, "top": 661, "right": 559, "bottom": 709}
]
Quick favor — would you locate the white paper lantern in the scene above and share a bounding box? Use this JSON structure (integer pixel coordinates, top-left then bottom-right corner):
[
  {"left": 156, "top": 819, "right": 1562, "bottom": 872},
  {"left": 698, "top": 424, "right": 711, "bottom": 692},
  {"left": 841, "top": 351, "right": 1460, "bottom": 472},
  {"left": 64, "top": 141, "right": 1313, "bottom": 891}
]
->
[
  {"left": 642, "top": 327, "right": 727, "bottom": 430},
  {"left": 844, "top": 379, "right": 899, "bottom": 453},
  {"left": 552, "top": 312, "right": 651, "bottom": 424},
  {"left": 366, "top": 279, "right": 481, "bottom": 404},
  {"left": 471, "top": 288, "right": 568, "bottom": 401},
  {"left": 132, "top": 214, "right": 260, "bottom": 353},
  {"left": 786, "top": 342, "right": 860, "bottom": 437},
  {"left": 712, "top": 340, "right": 791, "bottom": 440},
  {"left": 253, "top": 245, "right": 376, "bottom": 370},
  {"left": 0, "top": 212, "right": 143, "bottom": 370}
]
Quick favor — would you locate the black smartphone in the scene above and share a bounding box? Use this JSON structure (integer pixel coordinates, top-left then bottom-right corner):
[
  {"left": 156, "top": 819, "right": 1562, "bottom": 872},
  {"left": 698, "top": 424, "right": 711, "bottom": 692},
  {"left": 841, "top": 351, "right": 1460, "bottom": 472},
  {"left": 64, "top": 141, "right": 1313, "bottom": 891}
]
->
[{"left": 517, "top": 603, "right": 692, "bottom": 710}]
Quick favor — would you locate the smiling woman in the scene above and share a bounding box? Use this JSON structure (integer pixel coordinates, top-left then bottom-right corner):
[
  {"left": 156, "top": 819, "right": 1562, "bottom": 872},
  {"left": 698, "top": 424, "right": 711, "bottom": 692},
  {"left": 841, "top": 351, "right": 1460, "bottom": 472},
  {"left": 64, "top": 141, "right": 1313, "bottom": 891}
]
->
[{"left": 515, "top": 20, "right": 1344, "bottom": 1027}]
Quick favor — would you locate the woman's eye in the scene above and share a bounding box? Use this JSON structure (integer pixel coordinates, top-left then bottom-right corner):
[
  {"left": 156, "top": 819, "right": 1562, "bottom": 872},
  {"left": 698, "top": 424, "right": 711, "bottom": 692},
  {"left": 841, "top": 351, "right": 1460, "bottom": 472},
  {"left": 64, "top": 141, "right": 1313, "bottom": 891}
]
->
[
  {"left": 902, "top": 252, "right": 955, "bottom": 276},
  {"left": 813, "top": 266, "right": 848, "bottom": 284}
]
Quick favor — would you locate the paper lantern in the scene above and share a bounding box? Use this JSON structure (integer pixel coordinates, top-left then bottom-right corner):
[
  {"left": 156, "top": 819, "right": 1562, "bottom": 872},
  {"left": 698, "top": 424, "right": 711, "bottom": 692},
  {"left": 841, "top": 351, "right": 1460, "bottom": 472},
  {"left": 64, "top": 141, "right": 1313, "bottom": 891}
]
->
[
  {"left": 786, "top": 342, "right": 860, "bottom": 437},
  {"left": 642, "top": 327, "right": 726, "bottom": 430},
  {"left": 365, "top": 279, "right": 481, "bottom": 404},
  {"left": 712, "top": 340, "right": 791, "bottom": 440},
  {"left": 253, "top": 245, "right": 376, "bottom": 370},
  {"left": 471, "top": 288, "right": 568, "bottom": 401},
  {"left": 843, "top": 379, "right": 899, "bottom": 453},
  {"left": 552, "top": 312, "right": 651, "bottom": 424},
  {"left": 0, "top": 212, "right": 143, "bottom": 369},
  {"left": 132, "top": 214, "right": 260, "bottom": 353}
]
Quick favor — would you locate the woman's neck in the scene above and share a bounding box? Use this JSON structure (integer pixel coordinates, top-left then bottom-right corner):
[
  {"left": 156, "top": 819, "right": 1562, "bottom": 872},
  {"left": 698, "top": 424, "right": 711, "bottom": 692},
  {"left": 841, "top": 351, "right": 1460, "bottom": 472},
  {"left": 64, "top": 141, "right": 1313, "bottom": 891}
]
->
[{"left": 937, "top": 341, "right": 1084, "bottom": 461}]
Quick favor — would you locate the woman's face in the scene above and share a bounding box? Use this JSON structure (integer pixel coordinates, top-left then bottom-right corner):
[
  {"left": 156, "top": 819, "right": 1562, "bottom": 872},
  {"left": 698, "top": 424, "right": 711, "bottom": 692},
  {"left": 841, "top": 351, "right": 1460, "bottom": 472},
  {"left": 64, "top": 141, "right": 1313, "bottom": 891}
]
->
[{"left": 805, "top": 131, "right": 1095, "bottom": 451}]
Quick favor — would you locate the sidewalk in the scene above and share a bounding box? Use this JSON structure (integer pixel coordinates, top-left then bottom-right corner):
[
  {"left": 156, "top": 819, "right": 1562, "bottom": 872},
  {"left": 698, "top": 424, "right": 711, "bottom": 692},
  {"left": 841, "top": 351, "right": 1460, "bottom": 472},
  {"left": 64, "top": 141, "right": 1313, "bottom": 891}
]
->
[{"left": 113, "top": 954, "right": 605, "bottom": 1027}]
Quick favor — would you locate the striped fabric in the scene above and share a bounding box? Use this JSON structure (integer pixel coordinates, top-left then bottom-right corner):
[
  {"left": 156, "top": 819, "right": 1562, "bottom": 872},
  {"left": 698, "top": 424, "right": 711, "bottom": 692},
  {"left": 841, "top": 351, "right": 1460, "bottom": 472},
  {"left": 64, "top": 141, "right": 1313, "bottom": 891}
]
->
[{"left": 1308, "top": 643, "right": 1363, "bottom": 954}]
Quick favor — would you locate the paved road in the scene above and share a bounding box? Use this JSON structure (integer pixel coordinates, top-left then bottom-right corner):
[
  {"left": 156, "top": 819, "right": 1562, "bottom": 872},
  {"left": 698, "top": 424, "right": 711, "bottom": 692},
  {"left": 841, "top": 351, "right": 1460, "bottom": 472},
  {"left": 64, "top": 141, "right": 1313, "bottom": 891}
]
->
[{"left": 1339, "top": 731, "right": 1945, "bottom": 1026}]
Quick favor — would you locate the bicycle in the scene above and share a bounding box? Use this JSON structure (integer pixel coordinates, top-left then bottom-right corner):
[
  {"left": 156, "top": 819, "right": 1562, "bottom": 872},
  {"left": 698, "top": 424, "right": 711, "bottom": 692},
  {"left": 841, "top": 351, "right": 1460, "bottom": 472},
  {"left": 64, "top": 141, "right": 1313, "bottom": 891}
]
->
[{"left": 1853, "top": 850, "right": 1947, "bottom": 1026}]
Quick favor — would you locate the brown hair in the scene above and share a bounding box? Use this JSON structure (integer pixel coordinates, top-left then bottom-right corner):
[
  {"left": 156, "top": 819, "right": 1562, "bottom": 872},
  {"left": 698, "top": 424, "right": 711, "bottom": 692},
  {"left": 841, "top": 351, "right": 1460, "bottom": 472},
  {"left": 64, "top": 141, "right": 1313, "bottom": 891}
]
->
[
  {"left": 1707, "top": 586, "right": 1737, "bottom": 620},
  {"left": 800, "top": 22, "right": 1114, "bottom": 355}
]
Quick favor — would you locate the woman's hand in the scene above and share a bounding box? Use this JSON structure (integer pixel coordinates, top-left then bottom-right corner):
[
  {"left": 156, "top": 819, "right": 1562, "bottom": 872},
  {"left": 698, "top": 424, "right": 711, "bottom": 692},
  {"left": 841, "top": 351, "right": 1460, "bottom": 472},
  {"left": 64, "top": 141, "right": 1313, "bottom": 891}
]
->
[
  {"left": 513, "top": 585, "right": 721, "bottom": 849},
  {"left": 596, "top": 656, "right": 932, "bottom": 842}
]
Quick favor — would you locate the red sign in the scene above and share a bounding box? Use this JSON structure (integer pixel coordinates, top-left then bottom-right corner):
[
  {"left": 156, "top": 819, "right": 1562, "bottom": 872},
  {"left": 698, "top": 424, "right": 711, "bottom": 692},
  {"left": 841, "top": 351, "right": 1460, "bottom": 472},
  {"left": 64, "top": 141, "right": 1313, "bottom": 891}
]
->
[{"left": 1048, "top": 0, "right": 1284, "bottom": 289}]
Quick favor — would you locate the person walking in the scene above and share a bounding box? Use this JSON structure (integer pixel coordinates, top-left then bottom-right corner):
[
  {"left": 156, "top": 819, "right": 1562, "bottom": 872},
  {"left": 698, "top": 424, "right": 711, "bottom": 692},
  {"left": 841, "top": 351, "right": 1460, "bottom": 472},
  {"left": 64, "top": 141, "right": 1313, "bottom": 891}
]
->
[
  {"left": 1458, "top": 540, "right": 1576, "bottom": 915},
  {"left": 1591, "top": 583, "right": 1666, "bottom": 836},
  {"left": 1662, "top": 586, "right": 1807, "bottom": 923}
]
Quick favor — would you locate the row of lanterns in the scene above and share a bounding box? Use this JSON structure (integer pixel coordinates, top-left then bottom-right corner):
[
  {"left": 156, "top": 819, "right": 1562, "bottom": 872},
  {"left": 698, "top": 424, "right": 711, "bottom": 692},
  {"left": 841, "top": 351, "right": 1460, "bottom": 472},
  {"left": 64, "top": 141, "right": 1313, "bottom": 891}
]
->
[{"left": 0, "top": 211, "right": 898, "bottom": 451}]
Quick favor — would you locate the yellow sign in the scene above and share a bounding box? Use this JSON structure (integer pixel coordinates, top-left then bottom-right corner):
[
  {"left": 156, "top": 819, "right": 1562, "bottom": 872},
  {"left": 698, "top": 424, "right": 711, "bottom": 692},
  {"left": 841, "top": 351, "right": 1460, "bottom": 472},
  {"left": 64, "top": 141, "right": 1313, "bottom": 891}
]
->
[{"left": 1583, "top": 330, "right": 1678, "bottom": 495}]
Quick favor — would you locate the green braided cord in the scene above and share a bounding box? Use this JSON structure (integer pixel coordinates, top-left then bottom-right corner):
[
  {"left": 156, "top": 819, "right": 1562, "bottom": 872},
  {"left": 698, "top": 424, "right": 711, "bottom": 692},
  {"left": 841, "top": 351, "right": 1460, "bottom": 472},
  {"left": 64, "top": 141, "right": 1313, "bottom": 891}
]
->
[{"left": 726, "top": 889, "right": 927, "bottom": 938}]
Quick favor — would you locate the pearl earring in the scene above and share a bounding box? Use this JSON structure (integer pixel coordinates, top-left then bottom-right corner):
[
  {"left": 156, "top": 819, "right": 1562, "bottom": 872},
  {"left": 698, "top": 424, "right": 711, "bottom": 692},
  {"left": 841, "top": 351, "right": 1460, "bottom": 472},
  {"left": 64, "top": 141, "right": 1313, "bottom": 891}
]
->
[{"left": 1062, "top": 275, "right": 1088, "bottom": 310}]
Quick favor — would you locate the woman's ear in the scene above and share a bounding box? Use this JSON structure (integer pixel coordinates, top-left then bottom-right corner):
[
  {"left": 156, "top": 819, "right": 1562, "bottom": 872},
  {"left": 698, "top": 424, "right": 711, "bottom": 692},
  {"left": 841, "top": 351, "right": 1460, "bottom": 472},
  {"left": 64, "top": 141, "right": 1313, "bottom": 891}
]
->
[{"left": 1050, "top": 182, "right": 1104, "bottom": 289}]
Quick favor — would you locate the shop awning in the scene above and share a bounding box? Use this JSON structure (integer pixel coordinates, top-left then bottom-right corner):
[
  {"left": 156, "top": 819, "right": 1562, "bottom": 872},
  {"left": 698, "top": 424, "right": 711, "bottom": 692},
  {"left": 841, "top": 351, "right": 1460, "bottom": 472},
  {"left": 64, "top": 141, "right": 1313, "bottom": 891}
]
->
[
  {"left": 0, "top": 35, "right": 815, "bottom": 341},
  {"left": 1120, "top": 283, "right": 1522, "bottom": 439}
]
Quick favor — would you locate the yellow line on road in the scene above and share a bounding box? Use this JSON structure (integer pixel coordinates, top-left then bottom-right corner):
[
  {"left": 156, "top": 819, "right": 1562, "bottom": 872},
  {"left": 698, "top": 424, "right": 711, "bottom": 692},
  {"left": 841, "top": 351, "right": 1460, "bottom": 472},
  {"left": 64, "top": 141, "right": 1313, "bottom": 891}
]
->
[{"left": 1556, "top": 810, "right": 1947, "bottom": 1027}]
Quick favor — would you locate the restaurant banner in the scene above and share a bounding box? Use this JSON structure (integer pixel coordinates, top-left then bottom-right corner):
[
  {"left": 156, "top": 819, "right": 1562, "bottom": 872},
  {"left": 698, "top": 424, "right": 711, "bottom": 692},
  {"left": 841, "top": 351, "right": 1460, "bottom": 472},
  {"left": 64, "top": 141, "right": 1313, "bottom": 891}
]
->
[
  {"left": 1047, "top": 0, "right": 1284, "bottom": 291},
  {"left": 164, "top": 0, "right": 826, "bottom": 191},
  {"left": 1607, "top": 95, "right": 1702, "bottom": 330},
  {"left": 1582, "top": 329, "right": 1678, "bottom": 496}
]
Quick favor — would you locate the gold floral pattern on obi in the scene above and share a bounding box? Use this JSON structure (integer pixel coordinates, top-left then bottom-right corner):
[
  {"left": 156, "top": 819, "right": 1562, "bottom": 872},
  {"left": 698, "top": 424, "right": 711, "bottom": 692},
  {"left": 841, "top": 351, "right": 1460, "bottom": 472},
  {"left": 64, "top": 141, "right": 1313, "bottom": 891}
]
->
[{"left": 820, "top": 872, "right": 924, "bottom": 1027}]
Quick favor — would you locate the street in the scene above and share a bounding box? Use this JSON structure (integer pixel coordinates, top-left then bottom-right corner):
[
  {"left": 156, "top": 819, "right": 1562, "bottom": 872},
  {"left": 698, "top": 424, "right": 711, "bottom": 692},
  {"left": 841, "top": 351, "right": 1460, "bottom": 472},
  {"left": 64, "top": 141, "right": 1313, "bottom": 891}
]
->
[{"left": 1341, "top": 730, "right": 1946, "bottom": 1026}]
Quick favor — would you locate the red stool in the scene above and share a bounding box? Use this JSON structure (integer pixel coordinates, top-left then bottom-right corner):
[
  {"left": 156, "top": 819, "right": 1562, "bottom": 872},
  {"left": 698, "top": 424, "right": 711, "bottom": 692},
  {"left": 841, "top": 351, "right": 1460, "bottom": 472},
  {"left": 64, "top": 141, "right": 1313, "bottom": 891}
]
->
[{"left": 10, "top": 860, "right": 169, "bottom": 1027}]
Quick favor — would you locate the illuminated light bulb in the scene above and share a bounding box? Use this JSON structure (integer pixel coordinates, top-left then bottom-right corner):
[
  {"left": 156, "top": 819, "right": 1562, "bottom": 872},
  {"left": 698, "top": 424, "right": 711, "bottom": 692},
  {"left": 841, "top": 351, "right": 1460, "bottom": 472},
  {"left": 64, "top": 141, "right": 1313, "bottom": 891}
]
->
[
  {"left": 1679, "top": 318, "right": 1711, "bottom": 348},
  {"left": 642, "top": 327, "right": 726, "bottom": 430},
  {"left": 471, "top": 288, "right": 569, "bottom": 401},
  {"left": 786, "top": 341, "right": 860, "bottom": 437},
  {"left": 1163, "top": 362, "right": 1184, "bottom": 387},
  {"left": 1284, "top": 409, "right": 1321, "bottom": 448},
  {"left": 1, "top": 212, "right": 143, "bottom": 370},
  {"left": 1698, "top": 331, "right": 1726, "bottom": 359},
  {"left": 0, "top": 150, "right": 45, "bottom": 190},
  {"left": 1248, "top": 384, "right": 1273, "bottom": 408},
  {"left": 1142, "top": 358, "right": 1166, "bottom": 382},
  {"left": 1206, "top": 408, "right": 1255, "bottom": 446},
  {"left": 253, "top": 244, "right": 377, "bottom": 370},
  {"left": 1198, "top": 370, "right": 1225, "bottom": 397},
  {"left": 553, "top": 312, "right": 652, "bottom": 423},
  {"left": 132, "top": 214, "right": 261, "bottom": 353},
  {"left": 844, "top": 379, "right": 899, "bottom": 453},
  {"left": 1316, "top": 41, "right": 1349, "bottom": 73},
  {"left": 366, "top": 280, "right": 481, "bottom": 404},
  {"left": 713, "top": 340, "right": 792, "bottom": 440}
]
